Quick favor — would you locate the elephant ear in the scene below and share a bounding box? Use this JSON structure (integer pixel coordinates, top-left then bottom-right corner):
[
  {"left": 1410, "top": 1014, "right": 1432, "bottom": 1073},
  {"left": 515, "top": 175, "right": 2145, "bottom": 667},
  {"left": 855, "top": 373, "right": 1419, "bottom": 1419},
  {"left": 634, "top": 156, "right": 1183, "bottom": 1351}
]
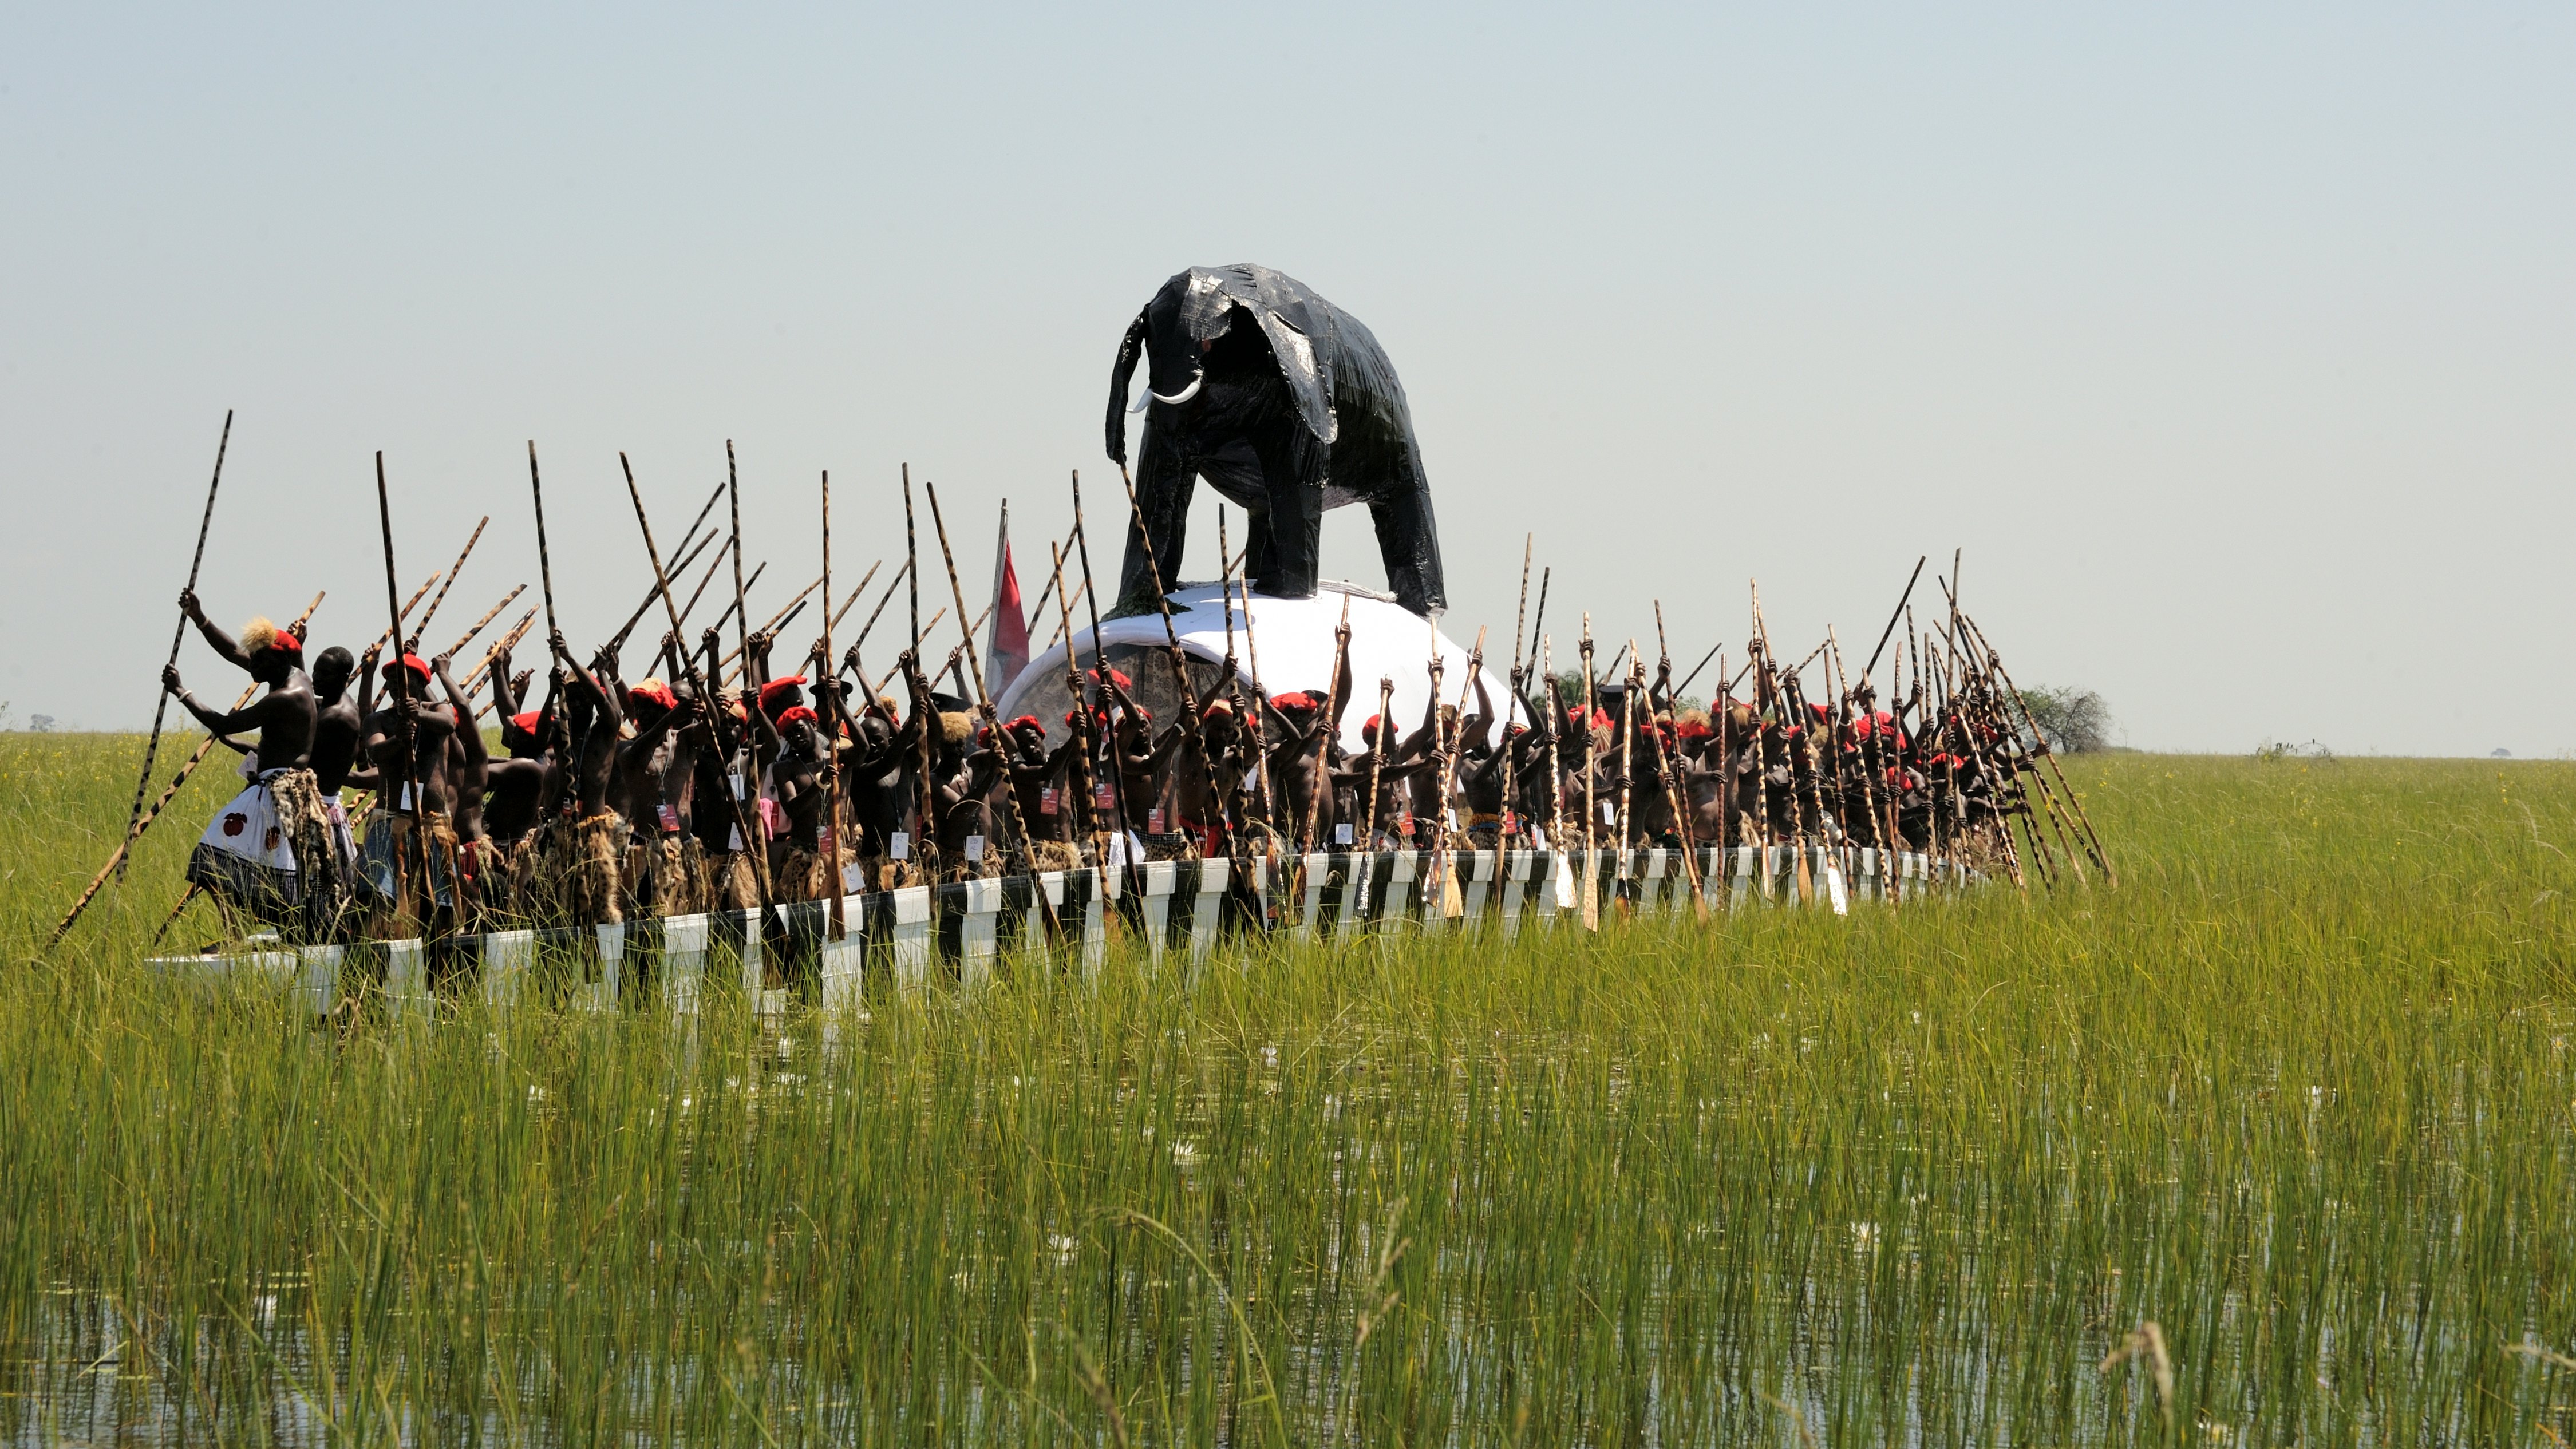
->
[
  {"left": 1253, "top": 311, "right": 1336, "bottom": 445},
  {"left": 1207, "top": 264, "right": 1338, "bottom": 446}
]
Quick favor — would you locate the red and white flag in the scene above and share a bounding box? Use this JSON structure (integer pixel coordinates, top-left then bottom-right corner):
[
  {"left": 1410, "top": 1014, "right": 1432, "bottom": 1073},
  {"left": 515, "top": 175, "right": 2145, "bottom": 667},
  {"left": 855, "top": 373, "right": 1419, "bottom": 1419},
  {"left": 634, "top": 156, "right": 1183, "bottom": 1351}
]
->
[{"left": 985, "top": 501, "right": 1030, "bottom": 692}]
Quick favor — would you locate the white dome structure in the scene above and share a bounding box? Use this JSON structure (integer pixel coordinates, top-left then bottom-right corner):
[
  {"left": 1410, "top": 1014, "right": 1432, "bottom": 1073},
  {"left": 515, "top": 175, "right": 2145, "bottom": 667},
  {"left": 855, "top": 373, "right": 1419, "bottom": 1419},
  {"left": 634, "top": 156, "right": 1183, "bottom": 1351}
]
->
[{"left": 994, "top": 579, "right": 1525, "bottom": 754}]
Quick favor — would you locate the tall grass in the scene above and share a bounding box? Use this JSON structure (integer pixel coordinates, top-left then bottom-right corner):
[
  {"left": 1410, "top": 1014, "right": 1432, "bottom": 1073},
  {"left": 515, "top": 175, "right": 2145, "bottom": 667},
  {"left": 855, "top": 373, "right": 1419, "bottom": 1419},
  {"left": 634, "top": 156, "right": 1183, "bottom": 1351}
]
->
[{"left": 2, "top": 736, "right": 2571, "bottom": 1444}]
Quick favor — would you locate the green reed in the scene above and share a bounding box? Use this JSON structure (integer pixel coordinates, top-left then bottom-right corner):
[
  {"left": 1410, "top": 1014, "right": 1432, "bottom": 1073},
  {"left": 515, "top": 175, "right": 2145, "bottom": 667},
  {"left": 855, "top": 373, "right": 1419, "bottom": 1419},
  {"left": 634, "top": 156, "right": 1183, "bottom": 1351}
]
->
[{"left": 2, "top": 735, "right": 2571, "bottom": 1444}]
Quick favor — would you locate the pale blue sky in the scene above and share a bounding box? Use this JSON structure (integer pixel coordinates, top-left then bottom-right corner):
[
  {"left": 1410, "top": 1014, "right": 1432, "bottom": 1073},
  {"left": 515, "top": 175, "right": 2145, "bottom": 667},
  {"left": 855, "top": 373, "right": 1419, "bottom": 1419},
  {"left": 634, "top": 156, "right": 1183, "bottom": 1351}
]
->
[{"left": 4, "top": 4, "right": 2569, "bottom": 753}]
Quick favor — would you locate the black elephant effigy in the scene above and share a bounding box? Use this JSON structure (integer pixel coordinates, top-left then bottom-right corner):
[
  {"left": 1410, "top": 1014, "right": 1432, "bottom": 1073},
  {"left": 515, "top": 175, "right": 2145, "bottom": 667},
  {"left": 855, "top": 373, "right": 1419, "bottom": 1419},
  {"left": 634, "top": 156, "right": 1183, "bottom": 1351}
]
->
[{"left": 1106, "top": 264, "right": 1447, "bottom": 620}]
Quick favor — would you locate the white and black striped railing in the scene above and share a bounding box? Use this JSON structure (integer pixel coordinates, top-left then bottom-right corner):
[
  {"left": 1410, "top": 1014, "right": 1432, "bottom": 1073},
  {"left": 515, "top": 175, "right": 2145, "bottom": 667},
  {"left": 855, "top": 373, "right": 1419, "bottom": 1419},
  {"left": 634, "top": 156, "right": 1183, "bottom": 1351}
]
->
[{"left": 148, "top": 846, "right": 1972, "bottom": 1016}]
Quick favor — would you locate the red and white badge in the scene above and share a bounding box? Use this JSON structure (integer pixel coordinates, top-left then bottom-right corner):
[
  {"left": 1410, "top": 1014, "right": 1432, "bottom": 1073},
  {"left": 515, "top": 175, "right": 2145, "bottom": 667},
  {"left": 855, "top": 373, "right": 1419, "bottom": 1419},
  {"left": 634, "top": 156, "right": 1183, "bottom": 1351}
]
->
[
  {"left": 1040, "top": 786, "right": 1060, "bottom": 815},
  {"left": 657, "top": 803, "right": 681, "bottom": 833}
]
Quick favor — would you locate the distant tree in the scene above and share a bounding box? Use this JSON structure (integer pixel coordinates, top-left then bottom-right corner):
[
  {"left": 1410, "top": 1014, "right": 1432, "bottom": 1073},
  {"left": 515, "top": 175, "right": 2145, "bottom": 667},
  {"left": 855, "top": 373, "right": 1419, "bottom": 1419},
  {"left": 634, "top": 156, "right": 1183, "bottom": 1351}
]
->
[
  {"left": 2017, "top": 686, "right": 2114, "bottom": 753},
  {"left": 29, "top": 714, "right": 54, "bottom": 733}
]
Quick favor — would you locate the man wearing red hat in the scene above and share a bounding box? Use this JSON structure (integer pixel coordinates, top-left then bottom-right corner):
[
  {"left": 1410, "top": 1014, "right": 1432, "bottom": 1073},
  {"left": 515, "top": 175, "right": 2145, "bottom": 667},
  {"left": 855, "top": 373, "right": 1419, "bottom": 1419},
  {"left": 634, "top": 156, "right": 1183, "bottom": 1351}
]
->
[
  {"left": 615, "top": 673, "right": 705, "bottom": 916},
  {"left": 163, "top": 591, "right": 330, "bottom": 936},
  {"left": 349, "top": 644, "right": 464, "bottom": 936},
  {"left": 479, "top": 647, "right": 558, "bottom": 910}
]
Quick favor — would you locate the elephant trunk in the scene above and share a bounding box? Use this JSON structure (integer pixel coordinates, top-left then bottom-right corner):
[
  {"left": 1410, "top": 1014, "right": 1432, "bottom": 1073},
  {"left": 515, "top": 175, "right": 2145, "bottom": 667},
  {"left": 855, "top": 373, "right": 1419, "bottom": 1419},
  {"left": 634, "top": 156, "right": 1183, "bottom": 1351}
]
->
[{"left": 1105, "top": 312, "right": 1148, "bottom": 465}]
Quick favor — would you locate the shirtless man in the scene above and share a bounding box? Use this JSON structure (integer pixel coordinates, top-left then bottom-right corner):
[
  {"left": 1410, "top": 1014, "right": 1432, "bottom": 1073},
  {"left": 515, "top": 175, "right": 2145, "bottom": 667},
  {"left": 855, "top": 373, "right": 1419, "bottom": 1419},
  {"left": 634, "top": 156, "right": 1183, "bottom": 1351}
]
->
[
  {"left": 767, "top": 702, "right": 837, "bottom": 900},
  {"left": 430, "top": 654, "right": 505, "bottom": 927},
  {"left": 1264, "top": 615, "right": 1357, "bottom": 850},
  {"left": 548, "top": 630, "right": 626, "bottom": 925},
  {"left": 1172, "top": 698, "right": 1253, "bottom": 859},
  {"left": 164, "top": 591, "right": 328, "bottom": 936},
  {"left": 305, "top": 642, "right": 366, "bottom": 931},
  {"left": 614, "top": 665, "right": 698, "bottom": 916},
  {"left": 690, "top": 630, "right": 767, "bottom": 910},
  {"left": 483, "top": 650, "right": 553, "bottom": 851},
  {"left": 352, "top": 649, "right": 463, "bottom": 935}
]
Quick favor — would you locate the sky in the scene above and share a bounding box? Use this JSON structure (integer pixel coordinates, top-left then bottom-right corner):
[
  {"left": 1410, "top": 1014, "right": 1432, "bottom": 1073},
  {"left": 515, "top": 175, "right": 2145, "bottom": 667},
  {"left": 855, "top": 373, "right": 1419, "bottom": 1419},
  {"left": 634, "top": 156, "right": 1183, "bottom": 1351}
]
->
[{"left": 3, "top": 3, "right": 2569, "bottom": 754}]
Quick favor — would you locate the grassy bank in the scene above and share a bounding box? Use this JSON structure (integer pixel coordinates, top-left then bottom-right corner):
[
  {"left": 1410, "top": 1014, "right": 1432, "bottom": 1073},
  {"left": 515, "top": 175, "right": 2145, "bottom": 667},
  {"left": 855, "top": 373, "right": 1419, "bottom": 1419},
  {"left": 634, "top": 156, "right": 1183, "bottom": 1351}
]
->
[{"left": 2, "top": 736, "right": 2571, "bottom": 1444}]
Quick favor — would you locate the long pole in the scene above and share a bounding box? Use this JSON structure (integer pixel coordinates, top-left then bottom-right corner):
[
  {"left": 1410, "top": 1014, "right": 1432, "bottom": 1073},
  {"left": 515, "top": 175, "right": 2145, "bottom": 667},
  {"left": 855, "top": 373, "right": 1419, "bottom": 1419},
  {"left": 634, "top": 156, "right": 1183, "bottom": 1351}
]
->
[
  {"left": 826, "top": 558, "right": 885, "bottom": 634},
  {"left": 924, "top": 481, "right": 1038, "bottom": 880},
  {"left": 1958, "top": 609, "right": 2115, "bottom": 883},
  {"left": 1650, "top": 606, "right": 1708, "bottom": 913},
  {"left": 527, "top": 442, "right": 575, "bottom": 772},
  {"left": 376, "top": 453, "right": 417, "bottom": 921},
  {"left": 1426, "top": 629, "right": 1483, "bottom": 917},
  {"left": 120, "top": 409, "right": 233, "bottom": 880},
  {"left": 621, "top": 453, "right": 773, "bottom": 912},
  {"left": 706, "top": 561, "right": 769, "bottom": 640},
  {"left": 1115, "top": 466, "right": 1215, "bottom": 846},
  {"left": 1540, "top": 635, "right": 1566, "bottom": 849},
  {"left": 1503, "top": 539, "right": 1531, "bottom": 848},
  {"left": 819, "top": 471, "right": 845, "bottom": 938},
  {"left": 1674, "top": 642, "right": 1723, "bottom": 698},
  {"left": 1068, "top": 472, "right": 1132, "bottom": 873},
  {"left": 1861, "top": 555, "right": 1928, "bottom": 683},
  {"left": 407, "top": 515, "right": 489, "bottom": 651},
  {"left": 902, "top": 466, "right": 934, "bottom": 862},
  {"left": 52, "top": 591, "right": 321, "bottom": 948},
  {"left": 1362, "top": 676, "right": 1394, "bottom": 850},
  {"left": 1218, "top": 506, "right": 1275, "bottom": 837},
  {"left": 1615, "top": 641, "right": 1638, "bottom": 850},
  {"left": 440, "top": 584, "right": 527, "bottom": 662},
  {"left": 1576, "top": 617, "right": 1601, "bottom": 931},
  {"left": 1299, "top": 595, "right": 1353, "bottom": 857},
  {"left": 1048, "top": 543, "right": 1115, "bottom": 875},
  {"left": 728, "top": 442, "right": 750, "bottom": 694},
  {"left": 607, "top": 529, "right": 717, "bottom": 652}
]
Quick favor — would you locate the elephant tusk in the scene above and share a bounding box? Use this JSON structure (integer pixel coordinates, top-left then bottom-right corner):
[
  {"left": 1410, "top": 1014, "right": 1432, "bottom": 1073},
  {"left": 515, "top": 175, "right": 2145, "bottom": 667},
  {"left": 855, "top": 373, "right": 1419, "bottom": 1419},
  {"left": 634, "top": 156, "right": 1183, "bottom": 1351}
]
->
[{"left": 1148, "top": 374, "right": 1204, "bottom": 406}]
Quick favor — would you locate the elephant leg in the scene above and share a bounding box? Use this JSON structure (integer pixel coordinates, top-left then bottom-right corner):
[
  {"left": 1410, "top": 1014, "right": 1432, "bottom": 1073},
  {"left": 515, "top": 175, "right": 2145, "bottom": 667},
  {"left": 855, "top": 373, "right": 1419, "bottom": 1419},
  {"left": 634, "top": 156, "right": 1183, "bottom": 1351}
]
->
[
  {"left": 1365, "top": 443, "right": 1447, "bottom": 617},
  {"left": 1242, "top": 506, "right": 1279, "bottom": 587},
  {"left": 1108, "top": 431, "right": 1194, "bottom": 619},
  {"left": 1249, "top": 428, "right": 1325, "bottom": 601}
]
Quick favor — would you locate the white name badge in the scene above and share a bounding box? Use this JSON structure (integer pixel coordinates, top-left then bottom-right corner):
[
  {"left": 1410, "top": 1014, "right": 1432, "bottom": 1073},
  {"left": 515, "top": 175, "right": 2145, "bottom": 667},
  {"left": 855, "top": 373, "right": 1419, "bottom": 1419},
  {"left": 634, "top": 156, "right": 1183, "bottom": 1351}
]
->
[
  {"left": 1334, "top": 822, "right": 1353, "bottom": 845},
  {"left": 965, "top": 834, "right": 986, "bottom": 862},
  {"left": 730, "top": 772, "right": 746, "bottom": 799},
  {"left": 889, "top": 831, "right": 910, "bottom": 861},
  {"left": 842, "top": 861, "right": 867, "bottom": 892},
  {"left": 398, "top": 783, "right": 414, "bottom": 810}
]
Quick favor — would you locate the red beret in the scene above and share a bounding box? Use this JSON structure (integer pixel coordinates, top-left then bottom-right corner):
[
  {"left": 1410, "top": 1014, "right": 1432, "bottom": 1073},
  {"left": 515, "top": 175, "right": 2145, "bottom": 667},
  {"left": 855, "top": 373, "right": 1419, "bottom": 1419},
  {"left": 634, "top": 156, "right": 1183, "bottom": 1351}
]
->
[
  {"left": 757, "top": 678, "right": 804, "bottom": 715},
  {"left": 1202, "top": 698, "right": 1235, "bottom": 720},
  {"left": 626, "top": 680, "right": 677, "bottom": 711},
  {"left": 1271, "top": 691, "right": 1317, "bottom": 712},
  {"left": 262, "top": 631, "right": 303, "bottom": 658},
  {"left": 510, "top": 710, "right": 543, "bottom": 733},
  {"left": 381, "top": 653, "right": 431, "bottom": 683},
  {"left": 1085, "top": 667, "right": 1132, "bottom": 690},
  {"left": 1675, "top": 719, "right": 1713, "bottom": 741},
  {"left": 1009, "top": 714, "right": 1043, "bottom": 732},
  {"left": 778, "top": 704, "right": 819, "bottom": 727}
]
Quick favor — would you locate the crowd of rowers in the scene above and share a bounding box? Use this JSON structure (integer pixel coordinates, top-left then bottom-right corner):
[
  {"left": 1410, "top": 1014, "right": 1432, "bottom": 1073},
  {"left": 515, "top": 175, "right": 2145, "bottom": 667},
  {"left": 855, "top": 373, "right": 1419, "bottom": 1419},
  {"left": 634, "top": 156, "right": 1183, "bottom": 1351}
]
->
[{"left": 161, "top": 585, "right": 2055, "bottom": 944}]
